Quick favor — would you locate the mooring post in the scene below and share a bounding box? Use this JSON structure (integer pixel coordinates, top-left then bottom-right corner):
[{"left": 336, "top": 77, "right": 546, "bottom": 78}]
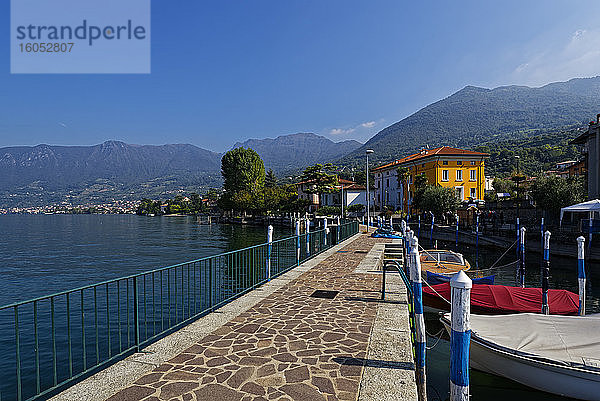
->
[
  {"left": 519, "top": 227, "right": 526, "bottom": 287},
  {"left": 475, "top": 214, "right": 479, "bottom": 268},
  {"left": 430, "top": 212, "right": 434, "bottom": 243},
  {"left": 418, "top": 215, "right": 421, "bottom": 238},
  {"left": 540, "top": 217, "right": 545, "bottom": 254},
  {"left": 305, "top": 219, "right": 310, "bottom": 256},
  {"left": 450, "top": 270, "right": 472, "bottom": 401},
  {"left": 455, "top": 214, "right": 459, "bottom": 248},
  {"left": 295, "top": 220, "right": 301, "bottom": 266},
  {"left": 516, "top": 217, "right": 520, "bottom": 257},
  {"left": 577, "top": 236, "right": 586, "bottom": 316},
  {"left": 323, "top": 218, "right": 328, "bottom": 247},
  {"left": 541, "top": 230, "right": 551, "bottom": 315},
  {"left": 389, "top": 215, "right": 393, "bottom": 229},
  {"left": 267, "top": 225, "right": 273, "bottom": 280},
  {"left": 337, "top": 216, "right": 341, "bottom": 244},
  {"left": 409, "top": 236, "right": 427, "bottom": 401},
  {"left": 589, "top": 218, "right": 593, "bottom": 250}
]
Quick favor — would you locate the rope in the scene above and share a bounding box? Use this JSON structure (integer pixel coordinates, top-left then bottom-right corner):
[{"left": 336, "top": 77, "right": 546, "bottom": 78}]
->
[
  {"left": 487, "top": 238, "right": 518, "bottom": 270},
  {"left": 421, "top": 278, "right": 451, "bottom": 305},
  {"left": 425, "top": 328, "right": 445, "bottom": 350}
]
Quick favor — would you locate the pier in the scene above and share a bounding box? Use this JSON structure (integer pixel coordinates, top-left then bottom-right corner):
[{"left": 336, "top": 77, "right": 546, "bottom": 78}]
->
[{"left": 49, "top": 228, "right": 417, "bottom": 401}]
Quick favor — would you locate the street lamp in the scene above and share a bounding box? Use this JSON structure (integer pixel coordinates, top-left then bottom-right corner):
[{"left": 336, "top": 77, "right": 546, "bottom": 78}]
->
[{"left": 366, "top": 149, "right": 374, "bottom": 227}]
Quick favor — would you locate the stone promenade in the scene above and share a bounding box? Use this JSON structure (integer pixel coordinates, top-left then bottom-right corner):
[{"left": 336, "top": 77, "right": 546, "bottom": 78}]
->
[{"left": 53, "top": 231, "right": 416, "bottom": 401}]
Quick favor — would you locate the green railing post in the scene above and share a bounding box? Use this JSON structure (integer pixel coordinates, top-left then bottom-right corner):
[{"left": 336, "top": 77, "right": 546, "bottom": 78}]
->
[{"left": 133, "top": 276, "right": 140, "bottom": 352}]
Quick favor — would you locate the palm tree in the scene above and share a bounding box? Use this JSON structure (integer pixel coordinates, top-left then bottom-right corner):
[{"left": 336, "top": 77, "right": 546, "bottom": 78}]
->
[{"left": 397, "top": 167, "right": 410, "bottom": 213}]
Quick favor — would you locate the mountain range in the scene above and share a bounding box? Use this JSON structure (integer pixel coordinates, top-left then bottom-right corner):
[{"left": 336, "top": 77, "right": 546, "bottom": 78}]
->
[
  {"left": 0, "top": 134, "right": 360, "bottom": 207},
  {"left": 2, "top": 76, "right": 600, "bottom": 207},
  {"left": 343, "top": 76, "right": 600, "bottom": 164},
  {"left": 232, "top": 133, "right": 361, "bottom": 173}
]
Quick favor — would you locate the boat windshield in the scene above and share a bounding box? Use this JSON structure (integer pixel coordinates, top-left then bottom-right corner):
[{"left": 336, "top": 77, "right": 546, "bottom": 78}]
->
[{"left": 421, "top": 251, "right": 464, "bottom": 264}]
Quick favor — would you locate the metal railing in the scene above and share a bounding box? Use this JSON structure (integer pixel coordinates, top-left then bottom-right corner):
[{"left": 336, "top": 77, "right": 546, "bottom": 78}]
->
[{"left": 0, "top": 221, "right": 359, "bottom": 401}]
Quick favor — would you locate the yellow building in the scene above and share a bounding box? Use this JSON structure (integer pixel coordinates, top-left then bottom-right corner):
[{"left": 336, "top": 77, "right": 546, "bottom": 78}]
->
[{"left": 372, "top": 146, "right": 488, "bottom": 213}]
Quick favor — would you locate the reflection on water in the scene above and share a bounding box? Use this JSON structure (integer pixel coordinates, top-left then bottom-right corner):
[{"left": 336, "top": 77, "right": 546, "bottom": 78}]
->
[{"left": 421, "top": 237, "right": 599, "bottom": 401}]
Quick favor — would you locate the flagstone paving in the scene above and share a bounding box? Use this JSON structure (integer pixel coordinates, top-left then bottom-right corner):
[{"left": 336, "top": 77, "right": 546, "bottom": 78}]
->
[{"left": 107, "top": 234, "right": 393, "bottom": 401}]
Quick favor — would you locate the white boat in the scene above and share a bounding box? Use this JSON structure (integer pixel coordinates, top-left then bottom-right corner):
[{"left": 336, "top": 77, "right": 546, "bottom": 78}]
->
[{"left": 440, "top": 313, "right": 600, "bottom": 400}]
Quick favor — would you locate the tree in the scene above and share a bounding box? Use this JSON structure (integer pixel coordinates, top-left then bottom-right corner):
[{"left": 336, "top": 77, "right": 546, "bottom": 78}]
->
[
  {"left": 265, "top": 169, "right": 277, "bottom": 188},
  {"left": 221, "top": 147, "right": 265, "bottom": 194},
  {"left": 298, "top": 163, "right": 339, "bottom": 206},
  {"left": 220, "top": 147, "right": 266, "bottom": 213},
  {"left": 413, "top": 184, "right": 460, "bottom": 218},
  {"left": 531, "top": 175, "right": 586, "bottom": 218},
  {"left": 136, "top": 199, "right": 161, "bottom": 215}
]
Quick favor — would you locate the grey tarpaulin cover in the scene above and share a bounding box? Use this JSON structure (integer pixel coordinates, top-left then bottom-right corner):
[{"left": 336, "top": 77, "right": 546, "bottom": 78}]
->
[{"left": 458, "top": 313, "right": 600, "bottom": 368}]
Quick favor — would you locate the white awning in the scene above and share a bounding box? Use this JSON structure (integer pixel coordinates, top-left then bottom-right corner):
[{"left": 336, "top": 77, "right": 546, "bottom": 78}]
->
[{"left": 560, "top": 199, "right": 600, "bottom": 225}]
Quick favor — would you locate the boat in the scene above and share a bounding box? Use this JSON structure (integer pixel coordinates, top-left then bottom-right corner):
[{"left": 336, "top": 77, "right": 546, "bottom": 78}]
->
[
  {"left": 423, "top": 283, "right": 579, "bottom": 315},
  {"left": 371, "top": 228, "right": 402, "bottom": 239},
  {"left": 440, "top": 313, "right": 600, "bottom": 400},
  {"left": 426, "top": 270, "right": 495, "bottom": 285},
  {"left": 420, "top": 249, "right": 470, "bottom": 274}
]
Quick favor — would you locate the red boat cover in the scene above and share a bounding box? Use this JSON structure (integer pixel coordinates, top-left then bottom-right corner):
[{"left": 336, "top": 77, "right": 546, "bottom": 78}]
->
[{"left": 422, "top": 283, "right": 579, "bottom": 315}]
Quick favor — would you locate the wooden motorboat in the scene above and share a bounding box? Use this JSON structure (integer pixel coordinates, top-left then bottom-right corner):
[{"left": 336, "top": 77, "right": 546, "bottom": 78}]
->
[
  {"left": 419, "top": 249, "right": 470, "bottom": 274},
  {"left": 440, "top": 313, "right": 600, "bottom": 400}
]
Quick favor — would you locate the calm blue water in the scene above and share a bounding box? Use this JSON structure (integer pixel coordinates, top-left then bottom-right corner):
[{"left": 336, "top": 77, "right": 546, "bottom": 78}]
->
[
  {"left": 0, "top": 214, "right": 294, "bottom": 400},
  {"left": 0, "top": 214, "right": 293, "bottom": 306}
]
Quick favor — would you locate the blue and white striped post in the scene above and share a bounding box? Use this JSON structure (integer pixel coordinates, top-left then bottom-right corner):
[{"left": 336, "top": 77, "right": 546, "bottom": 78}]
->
[
  {"left": 305, "top": 219, "right": 310, "bottom": 256},
  {"left": 455, "top": 215, "right": 459, "bottom": 248},
  {"left": 519, "top": 227, "right": 526, "bottom": 288},
  {"left": 267, "top": 225, "right": 273, "bottom": 280},
  {"left": 418, "top": 215, "right": 421, "bottom": 238},
  {"left": 540, "top": 217, "right": 545, "bottom": 253},
  {"left": 516, "top": 217, "right": 520, "bottom": 256},
  {"left": 577, "top": 236, "right": 586, "bottom": 316},
  {"left": 541, "top": 230, "right": 551, "bottom": 315},
  {"left": 589, "top": 218, "right": 593, "bottom": 251},
  {"left": 337, "top": 216, "right": 341, "bottom": 244},
  {"left": 430, "top": 212, "right": 435, "bottom": 243},
  {"left": 295, "top": 220, "right": 301, "bottom": 266},
  {"left": 475, "top": 214, "right": 480, "bottom": 268},
  {"left": 323, "top": 218, "right": 328, "bottom": 247},
  {"left": 450, "top": 271, "right": 472, "bottom": 401},
  {"left": 409, "top": 236, "right": 427, "bottom": 401},
  {"left": 389, "top": 215, "right": 393, "bottom": 230}
]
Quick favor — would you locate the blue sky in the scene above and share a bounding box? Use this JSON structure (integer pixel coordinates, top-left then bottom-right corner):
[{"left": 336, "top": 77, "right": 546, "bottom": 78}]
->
[{"left": 2, "top": 0, "right": 600, "bottom": 151}]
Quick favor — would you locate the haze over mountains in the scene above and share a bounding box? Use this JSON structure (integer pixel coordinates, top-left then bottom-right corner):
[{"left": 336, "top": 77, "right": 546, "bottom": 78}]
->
[{"left": 2, "top": 76, "right": 600, "bottom": 207}]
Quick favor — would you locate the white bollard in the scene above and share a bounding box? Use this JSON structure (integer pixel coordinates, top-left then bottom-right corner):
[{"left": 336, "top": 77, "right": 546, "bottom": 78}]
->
[
  {"left": 337, "top": 216, "right": 341, "bottom": 243},
  {"left": 450, "top": 270, "right": 472, "bottom": 401},
  {"left": 409, "top": 237, "right": 427, "bottom": 401},
  {"left": 295, "top": 220, "right": 301, "bottom": 266},
  {"left": 323, "top": 218, "right": 328, "bottom": 247},
  {"left": 577, "top": 236, "right": 586, "bottom": 316},
  {"left": 305, "top": 219, "right": 310, "bottom": 256},
  {"left": 267, "top": 225, "right": 273, "bottom": 280}
]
